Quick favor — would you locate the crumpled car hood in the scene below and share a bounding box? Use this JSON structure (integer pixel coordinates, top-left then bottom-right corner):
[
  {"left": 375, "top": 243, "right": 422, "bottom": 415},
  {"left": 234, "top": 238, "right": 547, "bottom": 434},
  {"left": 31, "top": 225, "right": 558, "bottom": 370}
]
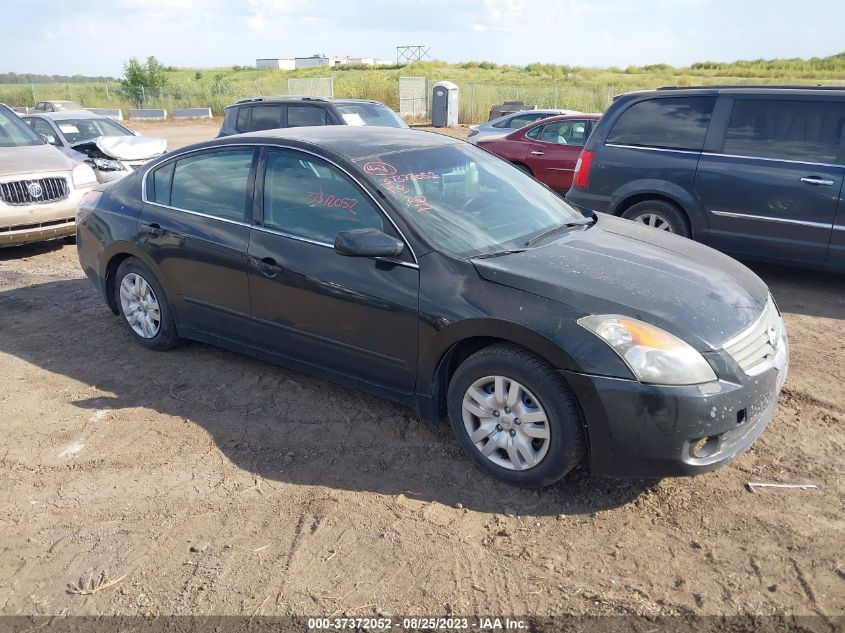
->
[
  {"left": 76, "top": 135, "right": 167, "bottom": 161},
  {"left": 471, "top": 214, "right": 769, "bottom": 351}
]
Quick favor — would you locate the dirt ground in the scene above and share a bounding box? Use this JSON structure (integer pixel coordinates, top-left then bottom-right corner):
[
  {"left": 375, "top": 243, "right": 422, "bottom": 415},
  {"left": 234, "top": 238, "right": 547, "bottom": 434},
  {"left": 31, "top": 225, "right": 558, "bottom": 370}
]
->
[{"left": 1, "top": 121, "right": 844, "bottom": 625}]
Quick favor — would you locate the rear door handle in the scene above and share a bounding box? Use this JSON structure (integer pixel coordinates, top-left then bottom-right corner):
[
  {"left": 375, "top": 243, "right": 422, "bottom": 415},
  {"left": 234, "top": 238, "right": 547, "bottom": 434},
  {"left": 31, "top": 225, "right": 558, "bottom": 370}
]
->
[
  {"left": 140, "top": 222, "right": 164, "bottom": 237},
  {"left": 530, "top": 151, "right": 545, "bottom": 156},
  {"left": 800, "top": 176, "right": 835, "bottom": 186},
  {"left": 251, "top": 256, "right": 282, "bottom": 278}
]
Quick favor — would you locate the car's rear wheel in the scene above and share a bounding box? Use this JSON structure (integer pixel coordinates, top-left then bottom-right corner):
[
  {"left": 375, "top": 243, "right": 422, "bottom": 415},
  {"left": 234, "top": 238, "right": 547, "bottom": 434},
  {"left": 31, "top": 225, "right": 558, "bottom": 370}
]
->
[
  {"left": 447, "top": 343, "right": 586, "bottom": 488},
  {"left": 115, "top": 257, "right": 180, "bottom": 351},
  {"left": 621, "top": 200, "right": 690, "bottom": 237}
]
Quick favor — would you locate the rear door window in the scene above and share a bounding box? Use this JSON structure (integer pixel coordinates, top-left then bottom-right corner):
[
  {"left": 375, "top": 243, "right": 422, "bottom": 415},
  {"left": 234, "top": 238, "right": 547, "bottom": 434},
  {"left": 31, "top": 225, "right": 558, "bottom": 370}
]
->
[
  {"left": 166, "top": 149, "right": 255, "bottom": 222},
  {"left": 250, "top": 105, "right": 283, "bottom": 132},
  {"left": 287, "top": 106, "right": 329, "bottom": 127},
  {"left": 722, "top": 99, "right": 845, "bottom": 164},
  {"left": 607, "top": 96, "right": 716, "bottom": 151}
]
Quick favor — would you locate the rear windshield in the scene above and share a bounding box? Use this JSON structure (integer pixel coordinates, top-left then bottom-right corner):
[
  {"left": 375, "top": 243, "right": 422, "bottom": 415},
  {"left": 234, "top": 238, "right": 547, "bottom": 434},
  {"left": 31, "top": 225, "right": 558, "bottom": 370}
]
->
[
  {"left": 0, "top": 107, "right": 43, "bottom": 147},
  {"left": 607, "top": 96, "right": 716, "bottom": 151},
  {"left": 335, "top": 103, "right": 408, "bottom": 128}
]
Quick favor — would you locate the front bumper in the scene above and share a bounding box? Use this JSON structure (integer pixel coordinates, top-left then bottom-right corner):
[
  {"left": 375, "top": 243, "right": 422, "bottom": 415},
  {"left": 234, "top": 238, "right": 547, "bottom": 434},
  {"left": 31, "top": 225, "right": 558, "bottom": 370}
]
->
[
  {"left": 561, "top": 344, "right": 787, "bottom": 478},
  {"left": 0, "top": 184, "right": 91, "bottom": 247}
]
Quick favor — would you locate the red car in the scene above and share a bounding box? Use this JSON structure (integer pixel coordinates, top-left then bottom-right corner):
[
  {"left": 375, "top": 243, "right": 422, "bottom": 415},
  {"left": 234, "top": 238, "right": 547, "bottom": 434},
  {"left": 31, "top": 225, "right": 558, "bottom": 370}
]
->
[{"left": 476, "top": 114, "right": 601, "bottom": 192}]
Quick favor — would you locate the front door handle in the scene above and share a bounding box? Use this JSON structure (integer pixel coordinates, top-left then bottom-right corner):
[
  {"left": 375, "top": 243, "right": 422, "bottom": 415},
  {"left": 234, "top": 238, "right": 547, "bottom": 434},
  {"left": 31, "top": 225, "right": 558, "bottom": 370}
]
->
[
  {"left": 251, "top": 256, "right": 281, "bottom": 278},
  {"left": 800, "top": 176, "right": 835, "bottom": 186},
  {"left": 140, "top": 222, "right": 164, "bottom": 237},
  {"left": 530, "top": 151, "right": 545, "bottom": 156}
]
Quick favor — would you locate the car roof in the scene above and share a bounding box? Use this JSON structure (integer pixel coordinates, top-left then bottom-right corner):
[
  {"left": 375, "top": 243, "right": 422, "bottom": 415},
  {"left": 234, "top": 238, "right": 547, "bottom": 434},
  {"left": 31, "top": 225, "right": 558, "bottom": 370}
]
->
[
  {"left": 26, "top": 111, "right": 105, "bottom": 121},
  {"left": 208, "top": 126, "right": 462, "bottom": 161},
  {"left": 619, "top": 85, "right": 845, "bottom": 99},
  {"left": 230, "top": 96, "right": 386, "bottom": 107},
  {"left": 528, "top": 113, "right": 601, "bottom": 124}
]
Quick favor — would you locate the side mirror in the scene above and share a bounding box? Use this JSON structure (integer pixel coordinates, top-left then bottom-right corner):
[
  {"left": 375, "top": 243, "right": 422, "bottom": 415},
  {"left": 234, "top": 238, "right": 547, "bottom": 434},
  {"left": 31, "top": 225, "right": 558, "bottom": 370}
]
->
[
  {"left": 39, "top": 133, "right": 58, "bottom": 145},
  {"left": 334, "top": 228, "right": 404, "bottom": 258}
]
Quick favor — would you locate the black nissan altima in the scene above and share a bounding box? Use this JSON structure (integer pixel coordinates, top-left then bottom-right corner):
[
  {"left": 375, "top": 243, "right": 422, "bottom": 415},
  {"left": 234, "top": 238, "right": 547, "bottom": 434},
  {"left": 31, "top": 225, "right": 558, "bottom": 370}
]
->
[{"left": 76, "top": 127, "right": 788, "bottom": 488}]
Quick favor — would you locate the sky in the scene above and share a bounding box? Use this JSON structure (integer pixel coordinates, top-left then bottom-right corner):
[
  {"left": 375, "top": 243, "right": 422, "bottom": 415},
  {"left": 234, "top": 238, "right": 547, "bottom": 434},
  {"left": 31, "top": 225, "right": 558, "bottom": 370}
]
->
[{"left": 3, "top": 0, "right": 844, "bottom": 77}]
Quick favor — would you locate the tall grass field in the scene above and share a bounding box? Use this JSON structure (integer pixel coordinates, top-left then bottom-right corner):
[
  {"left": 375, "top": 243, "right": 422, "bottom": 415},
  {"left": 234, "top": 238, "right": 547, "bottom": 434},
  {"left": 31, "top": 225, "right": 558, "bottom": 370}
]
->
[{"left": 2, "top": 54, "right": 844, "bottom": 124}]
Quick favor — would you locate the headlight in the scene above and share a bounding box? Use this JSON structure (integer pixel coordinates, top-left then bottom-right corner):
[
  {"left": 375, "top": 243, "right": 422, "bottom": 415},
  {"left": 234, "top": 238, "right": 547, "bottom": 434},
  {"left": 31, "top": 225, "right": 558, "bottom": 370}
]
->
[
  {"left": 72, "top": 163, "right": 98, "bottom": 187},
  {"left": 91, "top": 157, "right": 126, "bottom": 172},
  {"left": 578, "top": 315, "right": 717, "bottom": 385}
]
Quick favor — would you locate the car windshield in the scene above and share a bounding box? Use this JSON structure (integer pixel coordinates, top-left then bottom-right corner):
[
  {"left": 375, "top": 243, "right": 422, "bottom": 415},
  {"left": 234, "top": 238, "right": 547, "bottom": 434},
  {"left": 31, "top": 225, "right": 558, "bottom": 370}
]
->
[
  {"left": 55, "top": 118, "right": 132, "bottom": 144},
  {"left": 0, "top": 107, "right": 43, "bottom": 147},
  {"left": 356, "top": 143, "right": 588, "bottom": 258},
  {"left": 335, "top": 103, "right": 408, "bottom": 128}
]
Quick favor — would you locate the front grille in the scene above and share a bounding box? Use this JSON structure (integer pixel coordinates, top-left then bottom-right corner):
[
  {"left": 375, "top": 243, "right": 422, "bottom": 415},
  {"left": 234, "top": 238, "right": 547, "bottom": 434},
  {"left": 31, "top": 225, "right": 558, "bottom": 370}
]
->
[
  {"left": 0, "top": 178, "right": 69, "bottom": 206},
  {"left": 723, "top": 297, "right": 783, "bottom": 373}
]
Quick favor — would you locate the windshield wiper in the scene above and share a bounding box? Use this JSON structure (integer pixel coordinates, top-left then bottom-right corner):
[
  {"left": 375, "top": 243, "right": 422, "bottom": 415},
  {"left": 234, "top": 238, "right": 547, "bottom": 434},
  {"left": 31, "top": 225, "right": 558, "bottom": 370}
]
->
[
  {"left": 474, "top": 248, "right": 529, "bottom": 259},
  {"left": 523, "top": 218, "right": 594, "bottom": 247}
]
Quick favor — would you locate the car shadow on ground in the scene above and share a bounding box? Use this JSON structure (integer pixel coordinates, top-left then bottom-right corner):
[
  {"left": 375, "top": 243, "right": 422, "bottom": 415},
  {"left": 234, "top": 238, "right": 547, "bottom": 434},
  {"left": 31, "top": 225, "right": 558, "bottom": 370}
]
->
[
  {"left": 745, "top": 261, "right": 845, "bottom": 320},
  {"left": 0, "top": 240, "right": 69, "bottom": 261},
  {"left": 0, "top": 278, "right": 659, "bottom": 516}
]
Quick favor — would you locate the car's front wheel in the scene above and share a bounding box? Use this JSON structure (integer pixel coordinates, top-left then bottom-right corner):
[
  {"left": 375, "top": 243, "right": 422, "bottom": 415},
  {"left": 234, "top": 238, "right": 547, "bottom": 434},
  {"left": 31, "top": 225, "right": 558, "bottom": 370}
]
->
[
  {"left": 115, "top": 257, "right": 180, "bottom": 351},
  {"left": 447, "top": 344, "right": 586, "bottom": 488}
]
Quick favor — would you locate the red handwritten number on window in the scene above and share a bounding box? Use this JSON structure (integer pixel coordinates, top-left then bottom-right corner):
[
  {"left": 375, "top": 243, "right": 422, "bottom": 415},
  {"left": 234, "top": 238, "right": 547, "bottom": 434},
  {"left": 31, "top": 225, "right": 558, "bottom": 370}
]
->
[{"left": 307, "top": 192, "right": 358, "bottom": 215}]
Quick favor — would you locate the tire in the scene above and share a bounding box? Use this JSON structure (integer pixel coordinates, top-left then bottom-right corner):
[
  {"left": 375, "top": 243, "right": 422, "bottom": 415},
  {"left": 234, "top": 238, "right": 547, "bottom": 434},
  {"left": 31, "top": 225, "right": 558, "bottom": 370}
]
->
[
  {"left": 447, "top": 343, "right": 586, "bottom": 488},
  {"left": 513, "top": 162, "right": 533, "bottom": 176},
  {"left": 114, "top": 257, "right": 180, "bottom": 351},
  {"left": 621, "top": 199, "right": 690, "bottom": 237}
]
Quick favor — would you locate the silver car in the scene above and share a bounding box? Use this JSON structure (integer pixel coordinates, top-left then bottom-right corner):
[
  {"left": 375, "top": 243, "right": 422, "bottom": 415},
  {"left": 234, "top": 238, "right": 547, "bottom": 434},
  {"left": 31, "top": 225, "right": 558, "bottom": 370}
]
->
[
  {"left": 467, "top": 109, "right": 581, "bottom": 145},
  {"left": 22, "top": 111, "right": 167, "bottom": 183},
  {"left": 0, "top": 104, "right": 97, "bottom": 247}
]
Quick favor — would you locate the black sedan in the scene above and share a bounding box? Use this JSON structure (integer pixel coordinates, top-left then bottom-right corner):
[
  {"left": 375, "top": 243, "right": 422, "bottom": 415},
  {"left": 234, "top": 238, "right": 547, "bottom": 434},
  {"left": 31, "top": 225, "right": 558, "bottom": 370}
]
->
[{"left": 76, "top": 127, "right": 788, "bottom": 488}]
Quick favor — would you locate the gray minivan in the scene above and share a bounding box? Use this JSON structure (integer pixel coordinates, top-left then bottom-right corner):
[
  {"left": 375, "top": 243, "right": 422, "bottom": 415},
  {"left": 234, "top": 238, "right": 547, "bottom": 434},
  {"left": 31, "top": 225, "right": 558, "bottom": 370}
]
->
[{"left": 565, "top": 86, "right": 845, "bottom": 271}]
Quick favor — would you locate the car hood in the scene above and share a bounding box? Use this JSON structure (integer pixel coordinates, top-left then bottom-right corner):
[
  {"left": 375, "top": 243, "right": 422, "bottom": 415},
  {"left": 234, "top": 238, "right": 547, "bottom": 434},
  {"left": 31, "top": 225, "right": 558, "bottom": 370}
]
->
[
  {"left": 471, "top": 214, "right": 769, "bottom": 351},
  {"left": 0, "top": 143, "right": 78, "bottom": 177},
  {"left": 74, "top": 135, "right": 167, "bottom": 160}
]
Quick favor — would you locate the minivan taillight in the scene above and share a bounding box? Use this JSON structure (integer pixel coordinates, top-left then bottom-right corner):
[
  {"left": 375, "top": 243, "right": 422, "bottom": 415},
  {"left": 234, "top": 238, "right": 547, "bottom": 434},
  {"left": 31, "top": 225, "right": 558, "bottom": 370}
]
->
[{"left": 573, "top": 149, "right": 595, "bottom": 189}]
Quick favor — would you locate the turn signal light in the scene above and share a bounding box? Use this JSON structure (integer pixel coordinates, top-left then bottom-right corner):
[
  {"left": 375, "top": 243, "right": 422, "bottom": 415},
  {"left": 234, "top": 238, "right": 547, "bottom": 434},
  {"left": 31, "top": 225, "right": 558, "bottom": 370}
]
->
[{"left": 573, "top": 149, "right": 595, "bottom": 189}]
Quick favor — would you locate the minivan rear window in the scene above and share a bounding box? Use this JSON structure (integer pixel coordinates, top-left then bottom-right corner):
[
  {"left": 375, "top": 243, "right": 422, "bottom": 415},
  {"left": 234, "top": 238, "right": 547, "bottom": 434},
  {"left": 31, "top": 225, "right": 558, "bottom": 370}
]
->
[
  {"left": 606, "top": 96, "right": 716, "bottom": 151},
  {"left": 722, "top": 99, "right": 845, "bottom": 164}
]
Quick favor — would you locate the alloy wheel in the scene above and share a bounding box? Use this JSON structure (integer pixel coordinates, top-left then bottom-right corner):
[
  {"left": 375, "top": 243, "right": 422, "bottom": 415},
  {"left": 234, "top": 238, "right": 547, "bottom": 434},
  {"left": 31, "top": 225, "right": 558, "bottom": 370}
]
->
[
  {"left": 634, "top": 213, "right": 674, "bottom": 232},
  {"left": 461, "top": 375, "right": 550, "bottom": 471},
  {"left": 119, "top": 272, "right": 161, "bottom": 339}
]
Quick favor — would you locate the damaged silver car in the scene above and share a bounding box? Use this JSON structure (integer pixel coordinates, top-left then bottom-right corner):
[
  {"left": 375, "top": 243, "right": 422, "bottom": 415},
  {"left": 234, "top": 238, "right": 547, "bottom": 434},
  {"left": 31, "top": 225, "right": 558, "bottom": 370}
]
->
[{"left": 22, "top": 111, "right": 167, "bottom": 183}]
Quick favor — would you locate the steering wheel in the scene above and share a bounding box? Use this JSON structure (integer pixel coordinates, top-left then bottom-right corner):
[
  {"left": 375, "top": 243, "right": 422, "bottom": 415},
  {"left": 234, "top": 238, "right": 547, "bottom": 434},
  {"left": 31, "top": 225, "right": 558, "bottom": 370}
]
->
[{"left": 460, "top": 196, "right": 487, "bottom": 213}]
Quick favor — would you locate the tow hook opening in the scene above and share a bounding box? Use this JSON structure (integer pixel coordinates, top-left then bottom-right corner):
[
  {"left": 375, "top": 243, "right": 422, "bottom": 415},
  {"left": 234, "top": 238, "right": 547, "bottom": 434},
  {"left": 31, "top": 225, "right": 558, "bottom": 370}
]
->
[{"left": 690, "top": 435, "right": 721, "bottom": 459}]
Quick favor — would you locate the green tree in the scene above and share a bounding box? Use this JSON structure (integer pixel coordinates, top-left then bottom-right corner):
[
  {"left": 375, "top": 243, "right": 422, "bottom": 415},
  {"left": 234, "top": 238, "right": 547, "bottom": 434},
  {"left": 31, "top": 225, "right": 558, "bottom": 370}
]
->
[{"left": 121, "top": 56, "right": 169, "bottom": 105}]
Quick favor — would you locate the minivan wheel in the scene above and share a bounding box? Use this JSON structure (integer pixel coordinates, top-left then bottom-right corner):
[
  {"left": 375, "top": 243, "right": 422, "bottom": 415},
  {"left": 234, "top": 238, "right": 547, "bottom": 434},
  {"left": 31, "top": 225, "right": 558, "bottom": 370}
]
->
[
  {"left": 115, "top": 257, "right": 180, "bottom": 351},
  {"left": 447, "top": 344, "right": 586, "bottom": 488},
  {"left": 621, "top": 200, "right": 690, "bottom": 237}
]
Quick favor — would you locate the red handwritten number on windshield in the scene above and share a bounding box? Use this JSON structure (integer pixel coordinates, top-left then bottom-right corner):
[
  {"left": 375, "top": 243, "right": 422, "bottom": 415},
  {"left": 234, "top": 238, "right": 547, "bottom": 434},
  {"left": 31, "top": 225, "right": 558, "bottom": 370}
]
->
[
  {"left": 363, "top": 162, "right": 397, "bottom": 176},
  {"left": 404, "top": 195, "right": 432, "bottom": 213}
]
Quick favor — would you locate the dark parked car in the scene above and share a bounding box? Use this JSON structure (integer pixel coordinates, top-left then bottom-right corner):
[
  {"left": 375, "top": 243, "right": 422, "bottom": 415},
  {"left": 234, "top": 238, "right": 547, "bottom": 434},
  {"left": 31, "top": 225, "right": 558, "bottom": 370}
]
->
[
  {"left": 477, "top": 114, "right": 601, "bottom": 191},
  {"left": 566, "top": 86, "right": 845, "bottom": 271},
  {"left": 217, "top": 96, "right": 408, "bottom": 137},
  {"left": 77, "top": 127, "right": 787, "bottom": 487}
]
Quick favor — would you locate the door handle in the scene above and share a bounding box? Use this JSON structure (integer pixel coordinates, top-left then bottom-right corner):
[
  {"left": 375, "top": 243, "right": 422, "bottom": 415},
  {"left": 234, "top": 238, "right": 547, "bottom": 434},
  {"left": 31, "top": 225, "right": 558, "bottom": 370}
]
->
[
  {"left": 800, "top": 176, "right": 835, "bottom": 186},
  {"left": 140, "top": 222, "right": 164, "bottom": 237},
  {"left": 252, "top": 256, "right": 281, "bottom": 278},
  {"left": 530, "top": 151, "right": 545, "bottom": 156}
]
